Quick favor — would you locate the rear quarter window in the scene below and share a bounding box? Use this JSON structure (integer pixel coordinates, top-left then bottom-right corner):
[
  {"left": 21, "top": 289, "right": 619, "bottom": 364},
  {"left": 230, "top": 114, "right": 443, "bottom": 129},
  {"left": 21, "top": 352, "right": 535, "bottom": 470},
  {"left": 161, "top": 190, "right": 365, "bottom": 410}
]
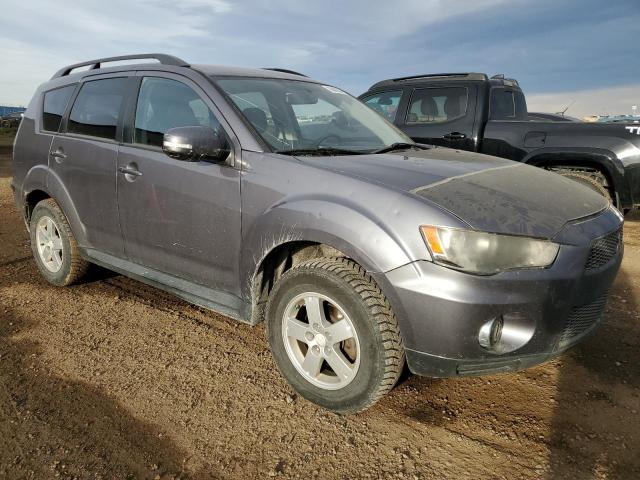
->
[
  {"left": 490, "top": 88, "right": 528, "bottom": 120},
  {"left": 42, "top": 85, "right": 76, "bottom": 132},
  {"left": 67, "top": 78, "right": 129, "bottom": 140}
]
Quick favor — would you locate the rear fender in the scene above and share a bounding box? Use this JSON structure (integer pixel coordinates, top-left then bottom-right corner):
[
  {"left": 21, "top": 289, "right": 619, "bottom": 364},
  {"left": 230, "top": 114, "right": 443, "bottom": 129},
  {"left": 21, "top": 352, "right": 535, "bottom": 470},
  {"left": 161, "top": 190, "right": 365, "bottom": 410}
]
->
[{"left": 21, "top": 166, "right": 87, "bottom": 245}]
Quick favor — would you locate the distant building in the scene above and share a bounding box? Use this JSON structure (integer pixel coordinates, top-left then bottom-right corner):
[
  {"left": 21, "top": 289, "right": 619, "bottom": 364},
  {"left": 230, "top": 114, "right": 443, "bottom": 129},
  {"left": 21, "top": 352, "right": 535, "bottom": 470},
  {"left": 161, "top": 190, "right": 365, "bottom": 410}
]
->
[{"left": 0, "top": 106, "right": 26, "bottom": 117}]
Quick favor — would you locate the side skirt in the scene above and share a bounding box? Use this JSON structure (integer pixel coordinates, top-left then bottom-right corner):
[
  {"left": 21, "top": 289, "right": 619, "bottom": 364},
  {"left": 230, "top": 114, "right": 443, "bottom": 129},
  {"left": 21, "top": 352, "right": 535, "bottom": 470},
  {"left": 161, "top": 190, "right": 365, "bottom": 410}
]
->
[{"left": 80, "top": 248, "right": 254, "bottom": 325}]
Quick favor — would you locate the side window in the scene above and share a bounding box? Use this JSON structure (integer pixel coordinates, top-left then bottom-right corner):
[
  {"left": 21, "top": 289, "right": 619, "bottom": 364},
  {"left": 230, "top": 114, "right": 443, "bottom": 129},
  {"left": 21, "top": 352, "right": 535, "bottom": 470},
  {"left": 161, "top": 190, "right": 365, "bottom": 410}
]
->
[
  {"left": 68, "top": 78, "right": 128, "bottom": 140},
  {"left": 406, "top": 87, "right": 468, "bottom": 124},
  {"left": 42, "top": 85, "right": 75, "bottom": 132},
  {"left": 490, "top": 89, "right": 528, "bottom": 120},
  {"left": 134, "top": 77, "right": 224, "bottom": 147},
  {"left": 362, "top": 90, "right": 402, "bottom": 122}
]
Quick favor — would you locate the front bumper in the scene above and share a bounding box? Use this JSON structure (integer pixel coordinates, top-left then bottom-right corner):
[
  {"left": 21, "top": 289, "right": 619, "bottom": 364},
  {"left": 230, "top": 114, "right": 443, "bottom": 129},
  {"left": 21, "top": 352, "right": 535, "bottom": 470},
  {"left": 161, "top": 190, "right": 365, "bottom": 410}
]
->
[{"left": 374, "top": 208, "right": 623, "bottom": 377}]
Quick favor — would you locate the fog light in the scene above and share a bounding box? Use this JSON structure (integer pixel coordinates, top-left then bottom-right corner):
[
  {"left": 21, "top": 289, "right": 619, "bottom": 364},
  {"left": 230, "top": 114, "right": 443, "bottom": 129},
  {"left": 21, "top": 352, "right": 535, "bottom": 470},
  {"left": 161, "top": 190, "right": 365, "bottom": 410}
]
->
[
  {"left": 478, "top": 313, "right": 535, "bottom": 354},
  {"left": 479, "top": 316, "right": 503, "bottom": 349}
]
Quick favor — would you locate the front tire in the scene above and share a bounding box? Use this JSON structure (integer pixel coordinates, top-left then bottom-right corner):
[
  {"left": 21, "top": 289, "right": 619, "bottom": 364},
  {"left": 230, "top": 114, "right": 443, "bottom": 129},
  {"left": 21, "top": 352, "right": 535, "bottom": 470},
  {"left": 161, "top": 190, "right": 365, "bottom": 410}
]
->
[
  {"left": 557, "top": 170, "right": 613, "bottom": 203},
  {"left": 30, "top": 199, "right": 90, "bottom": 286},
  {"left": 266, "top": 257, "right": 404, "bottom": 413}
]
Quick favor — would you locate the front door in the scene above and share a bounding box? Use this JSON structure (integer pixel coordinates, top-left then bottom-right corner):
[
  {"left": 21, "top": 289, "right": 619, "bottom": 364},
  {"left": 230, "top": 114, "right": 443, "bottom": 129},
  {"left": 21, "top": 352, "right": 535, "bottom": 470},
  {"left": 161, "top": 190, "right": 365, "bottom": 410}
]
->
[
  {"left": 50, "top": 75, "right": 130, "bottom": 257},
  {"left": 399, "top": 85, "right": 477, "bottom": 151},
  {"left": 116, "top": 74, "right": 241, "bottom": 295}
]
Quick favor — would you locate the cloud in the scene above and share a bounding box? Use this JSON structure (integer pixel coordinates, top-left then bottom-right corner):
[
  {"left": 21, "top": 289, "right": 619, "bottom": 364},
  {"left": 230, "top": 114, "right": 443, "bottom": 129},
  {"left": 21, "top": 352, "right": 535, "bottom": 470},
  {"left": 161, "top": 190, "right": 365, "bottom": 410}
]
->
[
  {"left": 527, "top": 84, "right": 640, "bottom": 118},
  {"left": 0, "top": 0, "right": 638, "bottom": 113}
]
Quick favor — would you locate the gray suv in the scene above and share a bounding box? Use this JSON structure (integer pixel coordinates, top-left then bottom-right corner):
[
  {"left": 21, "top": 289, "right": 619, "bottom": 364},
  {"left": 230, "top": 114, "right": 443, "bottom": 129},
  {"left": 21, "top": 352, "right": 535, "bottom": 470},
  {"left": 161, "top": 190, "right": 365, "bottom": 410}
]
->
[{"left": 12, "top": 54, "right": 623, "bottom": 412}]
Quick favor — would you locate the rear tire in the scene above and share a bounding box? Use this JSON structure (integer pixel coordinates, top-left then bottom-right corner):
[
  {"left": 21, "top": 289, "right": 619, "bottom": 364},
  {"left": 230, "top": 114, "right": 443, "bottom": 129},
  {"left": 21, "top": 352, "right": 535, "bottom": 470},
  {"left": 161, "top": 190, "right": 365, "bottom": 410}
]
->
[
  {"left": 266, "top": 257, "right": 405, "bottom": 413},
  {"left": 557, "top": 170, "right": 613, "bottom": 203},
  {"left": 30, "top": 199, "right": 90, "bottom": 286}
]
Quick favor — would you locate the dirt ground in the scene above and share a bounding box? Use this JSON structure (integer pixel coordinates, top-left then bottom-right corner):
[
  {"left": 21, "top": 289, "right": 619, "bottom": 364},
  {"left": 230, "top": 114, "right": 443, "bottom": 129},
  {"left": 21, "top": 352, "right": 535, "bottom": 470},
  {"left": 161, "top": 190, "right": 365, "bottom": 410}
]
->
[{"left": 0, "top": 145, "right": 639, "bottom": 480}]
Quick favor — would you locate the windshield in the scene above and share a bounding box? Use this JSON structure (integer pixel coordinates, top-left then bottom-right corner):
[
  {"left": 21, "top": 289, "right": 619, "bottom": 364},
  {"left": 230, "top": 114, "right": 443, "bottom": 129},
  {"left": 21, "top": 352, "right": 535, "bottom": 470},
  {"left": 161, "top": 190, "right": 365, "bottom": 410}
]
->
[{"left": 214, "top": 77, "right": 411, "bottom": 153}]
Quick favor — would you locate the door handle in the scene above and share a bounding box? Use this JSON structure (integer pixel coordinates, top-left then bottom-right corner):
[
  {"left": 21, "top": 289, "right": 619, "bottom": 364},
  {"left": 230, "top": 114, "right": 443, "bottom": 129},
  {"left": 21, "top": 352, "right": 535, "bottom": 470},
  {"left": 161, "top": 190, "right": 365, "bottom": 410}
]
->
[
  {"left": 118, "top": 166, "right": 143, "bottom": 177},
  {"left": 49, "top": 149, "right": 67, "bottom": 161},
  {"left": 443, "top": 132, "right": 467, "bottom": 140}
]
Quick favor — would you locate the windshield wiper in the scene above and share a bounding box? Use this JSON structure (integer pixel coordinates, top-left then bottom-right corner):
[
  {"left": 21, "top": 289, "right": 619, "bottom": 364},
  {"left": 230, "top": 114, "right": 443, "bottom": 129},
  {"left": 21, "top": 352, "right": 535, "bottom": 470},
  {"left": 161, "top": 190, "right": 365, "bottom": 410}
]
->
[
  {"left": 275, "top": 148, "right": 363, "bottom": 156},
  {"left": 372, "top": 142, "right": 431, "bottom": 154}
]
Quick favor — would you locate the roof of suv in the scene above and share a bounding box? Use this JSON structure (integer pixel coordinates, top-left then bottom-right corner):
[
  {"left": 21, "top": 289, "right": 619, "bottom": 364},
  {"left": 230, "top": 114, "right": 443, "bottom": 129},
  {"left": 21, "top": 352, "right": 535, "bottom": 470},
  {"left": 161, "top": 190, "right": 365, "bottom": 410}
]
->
[
  {"left": 48, "top": 53, "right": 318, "bottom": 84},
  {"left": 366, "top": 73, "right": 521, "bottom": 92}
]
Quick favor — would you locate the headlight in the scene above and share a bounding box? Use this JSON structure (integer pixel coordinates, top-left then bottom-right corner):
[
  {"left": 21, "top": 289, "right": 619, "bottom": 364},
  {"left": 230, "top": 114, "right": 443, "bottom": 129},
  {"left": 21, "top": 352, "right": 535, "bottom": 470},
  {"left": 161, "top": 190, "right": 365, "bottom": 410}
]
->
[{"left": 420, "top": 225, "right": 559, "bottom": 275}]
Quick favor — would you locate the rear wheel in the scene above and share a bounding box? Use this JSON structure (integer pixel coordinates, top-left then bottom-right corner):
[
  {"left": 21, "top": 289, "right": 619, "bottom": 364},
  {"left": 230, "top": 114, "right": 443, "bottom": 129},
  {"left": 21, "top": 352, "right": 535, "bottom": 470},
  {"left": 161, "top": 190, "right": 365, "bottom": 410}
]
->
[
  {"left": 556, "top": 170, "right": 613, "bottom": 203},
  {"left": 30, "top": 199, "right": 90, "bottom": 286},
  {"left": 266, "top": 257, "right": 405, "bottom": 413}
]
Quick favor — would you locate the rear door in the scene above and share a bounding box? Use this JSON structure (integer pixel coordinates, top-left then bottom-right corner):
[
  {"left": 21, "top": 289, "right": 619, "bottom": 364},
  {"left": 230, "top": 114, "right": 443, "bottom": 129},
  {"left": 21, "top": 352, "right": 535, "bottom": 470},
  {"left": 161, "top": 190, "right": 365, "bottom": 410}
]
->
[
  {"left": 49, "top": 74, "right": 131, "bottom": 257},
  {"left": 396, "top": 85, "right": 478, "bottom": 151},
  {"left": 116, "top": 72, "right": 241, "bottom": 295}
]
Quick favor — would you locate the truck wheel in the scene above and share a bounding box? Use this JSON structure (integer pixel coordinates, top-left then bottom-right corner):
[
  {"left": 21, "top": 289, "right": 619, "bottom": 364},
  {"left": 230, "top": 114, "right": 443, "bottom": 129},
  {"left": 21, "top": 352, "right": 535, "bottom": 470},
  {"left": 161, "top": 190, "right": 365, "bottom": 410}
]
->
[
  {"left": 557, "top": 170, "right": 613, "bottom": 203},
  {"left": 30, "top": 199, "right": 90, "bottom": 286},
  {"left": 266, "top": 257, "right": 405, "bottom": 413}
]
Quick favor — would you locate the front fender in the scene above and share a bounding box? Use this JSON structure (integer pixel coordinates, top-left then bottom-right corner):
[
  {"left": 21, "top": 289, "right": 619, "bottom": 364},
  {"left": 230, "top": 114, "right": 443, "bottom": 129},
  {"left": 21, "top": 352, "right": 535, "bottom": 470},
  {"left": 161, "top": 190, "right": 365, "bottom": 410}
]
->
[
  {"left": 239, "top": 195, "right": 419, "bottom": 300},
  {"left": 523, "top": 147, "right": 632, "bottom": 206}
]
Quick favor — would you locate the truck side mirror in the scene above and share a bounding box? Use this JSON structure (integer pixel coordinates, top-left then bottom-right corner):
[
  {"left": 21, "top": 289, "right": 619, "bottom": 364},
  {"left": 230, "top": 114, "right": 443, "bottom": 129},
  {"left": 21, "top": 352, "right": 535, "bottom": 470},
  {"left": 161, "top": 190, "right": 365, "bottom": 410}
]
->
[{"left": 162, "top": 126, "right": 230, "bottom": 162}]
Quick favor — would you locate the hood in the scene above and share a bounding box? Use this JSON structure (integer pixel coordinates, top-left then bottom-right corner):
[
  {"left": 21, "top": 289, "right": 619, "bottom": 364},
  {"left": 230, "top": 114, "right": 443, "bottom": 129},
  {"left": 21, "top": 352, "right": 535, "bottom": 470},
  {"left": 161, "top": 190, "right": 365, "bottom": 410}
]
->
[
  {"left": 301, "top": 147, "right": 609, "bottom": 239},
  {"left": 301, "top": 147, "right": 514, "bottom": 192}
]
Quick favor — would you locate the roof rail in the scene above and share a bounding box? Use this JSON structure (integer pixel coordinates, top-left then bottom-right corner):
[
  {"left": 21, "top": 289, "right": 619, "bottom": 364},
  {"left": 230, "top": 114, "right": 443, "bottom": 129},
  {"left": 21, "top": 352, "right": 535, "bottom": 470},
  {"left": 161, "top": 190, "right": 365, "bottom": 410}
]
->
[
  {"left": 367, "top": 72, "right": 488, "bottom": 91},
  {"left": 262, "top": 68, "right": 308, "bottom": 77},
  {"left": 51, "top": 53, "right": 189, "bottom": 79},
  {"left": 391, "top": 72, "right": 488, "bottom": 82}
]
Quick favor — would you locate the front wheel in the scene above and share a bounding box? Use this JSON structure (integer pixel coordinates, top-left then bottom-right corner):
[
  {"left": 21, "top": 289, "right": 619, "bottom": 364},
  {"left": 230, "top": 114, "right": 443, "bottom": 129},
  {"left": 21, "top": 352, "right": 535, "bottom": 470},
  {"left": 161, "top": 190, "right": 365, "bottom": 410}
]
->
[
  {"left": 557, "top": 170, "right": 613, "bottom": 203},
  {"left": 266, "top": 257, "right": 405, "bottom": 413}
]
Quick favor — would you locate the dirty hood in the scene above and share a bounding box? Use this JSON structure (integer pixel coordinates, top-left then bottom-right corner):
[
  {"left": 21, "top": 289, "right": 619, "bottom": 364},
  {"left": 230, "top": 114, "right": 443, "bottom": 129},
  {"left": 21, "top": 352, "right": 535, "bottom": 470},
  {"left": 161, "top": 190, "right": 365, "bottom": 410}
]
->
[{"left": 302, "top": 148, "right": 609, "bottom": 239}]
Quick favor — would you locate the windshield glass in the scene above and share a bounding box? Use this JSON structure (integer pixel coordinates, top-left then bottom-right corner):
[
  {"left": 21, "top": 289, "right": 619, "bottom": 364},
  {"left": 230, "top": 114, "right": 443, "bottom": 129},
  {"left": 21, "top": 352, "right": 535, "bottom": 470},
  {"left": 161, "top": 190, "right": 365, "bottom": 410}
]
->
[{"left": 214, "top": 77, "right": 411, "bottom": 153}]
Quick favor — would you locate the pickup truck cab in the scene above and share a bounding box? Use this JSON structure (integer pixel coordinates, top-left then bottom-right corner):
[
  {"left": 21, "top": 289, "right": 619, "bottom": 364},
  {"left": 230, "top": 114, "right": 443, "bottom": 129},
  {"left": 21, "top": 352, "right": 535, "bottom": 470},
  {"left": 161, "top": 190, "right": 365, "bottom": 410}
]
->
[{"left": 360, "top": 73, "right": 640, "bottom": 212}]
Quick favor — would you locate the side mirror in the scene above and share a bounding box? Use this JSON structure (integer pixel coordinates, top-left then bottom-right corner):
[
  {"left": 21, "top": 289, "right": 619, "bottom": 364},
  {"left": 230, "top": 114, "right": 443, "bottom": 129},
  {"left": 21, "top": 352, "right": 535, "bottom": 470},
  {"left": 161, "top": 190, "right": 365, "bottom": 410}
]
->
[{"left": 162, "top": 126, "right": 230, "bottom": 162}]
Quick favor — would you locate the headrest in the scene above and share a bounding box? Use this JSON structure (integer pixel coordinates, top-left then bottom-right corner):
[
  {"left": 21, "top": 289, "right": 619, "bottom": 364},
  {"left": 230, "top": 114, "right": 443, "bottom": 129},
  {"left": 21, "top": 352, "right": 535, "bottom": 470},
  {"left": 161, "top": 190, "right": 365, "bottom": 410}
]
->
[
  {"left": 444, "top": 93, "right": 465, "bottom": 118},
  {"left": 420, "top": 96, "right": 438, "bottom": 117}
]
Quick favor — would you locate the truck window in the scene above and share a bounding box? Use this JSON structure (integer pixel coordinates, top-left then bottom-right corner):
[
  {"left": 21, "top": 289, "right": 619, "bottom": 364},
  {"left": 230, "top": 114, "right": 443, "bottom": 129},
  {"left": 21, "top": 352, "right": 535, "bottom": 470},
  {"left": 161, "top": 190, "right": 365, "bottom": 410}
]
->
[
  {"left": 67, "top": 78, "right": 128, "bottom": 140},
  {"left": 490, "top": 88, "right": 527, "bottom": 120},
  {"left": 362, "top": 90, "right": 402, "bottom": 122},
  {"left": 134, "top": 77, "right": 224, "bottom": 147},
  {"left": 406, "top": 87, "right": 467, "bottom": 124},
  {"left": 42, "top": 85, "right": 75, "bottom": 132}
]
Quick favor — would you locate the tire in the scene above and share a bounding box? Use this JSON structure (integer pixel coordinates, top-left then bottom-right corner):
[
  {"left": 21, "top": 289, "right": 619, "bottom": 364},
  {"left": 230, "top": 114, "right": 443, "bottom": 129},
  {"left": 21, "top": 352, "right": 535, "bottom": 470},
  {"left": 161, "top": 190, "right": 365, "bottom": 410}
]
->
[
  {"left": 266, "top": 257, "right": 405, "bottom": 413},
  {"left": 557, "top": 170, "right": 613, "bottom": 203},
  {"left": 29, "top": 198, "right": 90, "bottom": 286}
]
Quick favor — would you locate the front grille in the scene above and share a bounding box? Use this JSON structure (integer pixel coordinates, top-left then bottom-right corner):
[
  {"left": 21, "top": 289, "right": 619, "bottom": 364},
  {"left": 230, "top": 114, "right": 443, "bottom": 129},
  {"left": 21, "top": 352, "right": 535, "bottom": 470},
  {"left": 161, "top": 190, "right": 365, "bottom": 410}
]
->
[
  {"left": 585, "top": 229, "right": 622, "bottom": 271},
  {"left": 559, "top": 292, "right": 609, "bottom": 346}
]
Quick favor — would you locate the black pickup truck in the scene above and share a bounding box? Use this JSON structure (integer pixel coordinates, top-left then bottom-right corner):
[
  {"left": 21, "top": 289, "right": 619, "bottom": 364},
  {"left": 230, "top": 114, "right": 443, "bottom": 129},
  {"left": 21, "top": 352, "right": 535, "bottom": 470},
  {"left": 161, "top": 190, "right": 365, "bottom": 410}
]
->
[{"left": 359, "top": 73, "right": 640, "bottom": 212}]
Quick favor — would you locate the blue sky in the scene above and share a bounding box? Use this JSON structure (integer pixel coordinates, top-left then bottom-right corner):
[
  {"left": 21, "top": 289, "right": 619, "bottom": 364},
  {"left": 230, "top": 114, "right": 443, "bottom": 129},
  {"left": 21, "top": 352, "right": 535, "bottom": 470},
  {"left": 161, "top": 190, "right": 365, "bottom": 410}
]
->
[{"left": 1, "top": 0, "right": 638, "bottom": 116}]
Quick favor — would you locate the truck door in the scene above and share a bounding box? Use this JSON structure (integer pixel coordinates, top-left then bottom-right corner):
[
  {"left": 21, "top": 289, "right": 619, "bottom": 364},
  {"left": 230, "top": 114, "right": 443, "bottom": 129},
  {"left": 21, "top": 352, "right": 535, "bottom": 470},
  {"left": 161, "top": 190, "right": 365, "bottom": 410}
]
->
[
  {"left": 116, "top": 73, "right": 241, "bottom": 296},
  {"left": 397, "top": 85, "right": 478, "bottom": 151},
  {"left": 49, "top": 75, "right": 131, "bottom": 258}
]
